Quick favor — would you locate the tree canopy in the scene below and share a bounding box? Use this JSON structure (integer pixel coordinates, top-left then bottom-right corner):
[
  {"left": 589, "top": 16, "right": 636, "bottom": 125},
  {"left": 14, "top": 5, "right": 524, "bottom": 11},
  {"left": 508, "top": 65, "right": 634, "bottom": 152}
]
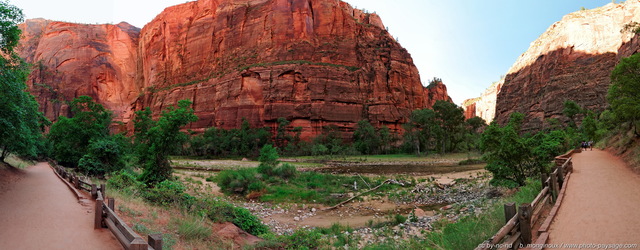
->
[
  {"left": 609, "top": 53, "right": 640, "bottom": 136},
  {"left": 0, "top": 1, "right": 47, "bottom": 162},
  {"left": 135, "top": 100, "right": 198, "bottom": 184}
]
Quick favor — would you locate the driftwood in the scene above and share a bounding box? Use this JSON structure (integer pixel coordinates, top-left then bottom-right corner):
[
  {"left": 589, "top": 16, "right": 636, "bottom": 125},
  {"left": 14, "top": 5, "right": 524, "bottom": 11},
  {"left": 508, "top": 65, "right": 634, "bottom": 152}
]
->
[{"left": 323, "top": 179, "right": 393, "bottom": 211}]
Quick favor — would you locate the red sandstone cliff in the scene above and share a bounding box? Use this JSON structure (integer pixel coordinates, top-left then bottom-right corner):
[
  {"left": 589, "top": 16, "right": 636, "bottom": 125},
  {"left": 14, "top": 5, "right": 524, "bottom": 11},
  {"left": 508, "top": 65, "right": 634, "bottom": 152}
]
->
[
  {"left": 18, "top": 0, "right": 451, "bottom": 139},
  {"left": 17, "top": 18, "right": 141, "bottom": 126},
  {"left": 494, "top": 1, "right": 640, "bottom": 131},
  {"left": 462, "top": 78, "right": 502, "bottom": 123}
]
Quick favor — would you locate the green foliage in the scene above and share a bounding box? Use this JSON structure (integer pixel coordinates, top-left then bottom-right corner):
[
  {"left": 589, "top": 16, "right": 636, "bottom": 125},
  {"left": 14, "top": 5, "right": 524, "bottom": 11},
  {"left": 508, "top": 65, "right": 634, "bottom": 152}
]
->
[
  {"left": 48, "top": 96, "right": 113, "bottom": 168},
  {"left": 231, "top": 207, "right": 269, "bottom": 236},
  {"left": 273, "top": 163, "right": 297, "bottom": 179},
  {"left": 609, "top": 53, "right": 640, "bottom": 136},
  {"left": 281, "top": 228, "right": 323, "bottom": 250},
  {"left": 142, "top": 180, "right": 195, "bottom": 206},
  {"left": 433, "top": 100, "right": 466, "bottom": 153},
  {"left": 0, "top": 1, "right": 48, "bottom": 162},
  {"left": 353, "top": 120, "right": 382, "bottom": 154},
  {"left": 78, "top": 135, "right": 128, "bottom": 177},
  {"left": 183, "top": 119, "right": 271, "bottom": 158},
  {"left": 563, "top": 100, "right": 584, "bottom": 127},
  {"left": 403, "top": 101, "right": 469, "bottom": 155},
  {"left": 134, "top": 100, "right": 198, "bottom": 184},
  {"left": 174, "top": 217, "right": 212, "bottom": 241},
  {"left": 216, "top": 168, "right": 263, "bottom": 195},
  {"left": 481, "top": 113, "right": 535, "bottom": 187},
  {"left": 257, "top": 144, "right": 279, "bottom": 175},
  {"left": 311, "top": 125, "right": 349, "bottom": 156}
]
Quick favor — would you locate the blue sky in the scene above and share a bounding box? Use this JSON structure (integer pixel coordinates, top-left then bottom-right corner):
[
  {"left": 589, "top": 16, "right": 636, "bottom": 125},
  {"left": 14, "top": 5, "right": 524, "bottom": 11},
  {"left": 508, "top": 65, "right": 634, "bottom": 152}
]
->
[{"left": 14, "top": 0, "right": 613, "bottom": 104}]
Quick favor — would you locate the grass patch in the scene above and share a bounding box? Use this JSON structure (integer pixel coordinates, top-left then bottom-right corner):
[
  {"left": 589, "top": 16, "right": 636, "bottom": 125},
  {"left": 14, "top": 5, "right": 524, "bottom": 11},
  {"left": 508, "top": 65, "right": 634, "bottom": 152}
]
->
[{"left": 173, "top": 216, "right": 212, "bottom": 241}]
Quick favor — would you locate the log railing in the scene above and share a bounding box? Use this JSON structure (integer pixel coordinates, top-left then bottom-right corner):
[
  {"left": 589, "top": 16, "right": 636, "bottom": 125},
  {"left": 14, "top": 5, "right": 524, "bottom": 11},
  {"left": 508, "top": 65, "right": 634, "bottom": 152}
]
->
[
  {"left": 51, "top": 163, "right": 162, "bottom": 250},
  {"left": 475, "top": 150, "right": 577, "bottom": 250}
]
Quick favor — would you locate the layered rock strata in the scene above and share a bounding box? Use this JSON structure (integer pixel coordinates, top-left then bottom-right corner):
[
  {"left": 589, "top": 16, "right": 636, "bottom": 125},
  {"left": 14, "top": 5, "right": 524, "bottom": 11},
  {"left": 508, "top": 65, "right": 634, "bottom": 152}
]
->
[{"left": 18, "top": 0, "right": 451, "bottom": 139}]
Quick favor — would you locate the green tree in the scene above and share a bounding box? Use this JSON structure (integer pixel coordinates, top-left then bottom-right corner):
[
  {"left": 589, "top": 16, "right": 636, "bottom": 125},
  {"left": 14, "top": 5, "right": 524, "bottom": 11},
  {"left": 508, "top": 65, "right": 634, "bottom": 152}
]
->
[
  {"left": 0, "top": 1, "right": 48, "bottom": 162},
  {"left": 563, "top": 100, "right": 583, "bottom": 128},
  {"left": 353, "top": 120, "right": 381, "bottom": 154},
  {"left": 48, "top": 96, "right": 112, "bottom": 166},
  {"left": 403, "top": 109, "right": 439, "bottom": 155},
  {"left": 257, "top": 144, "right": 279, "bottom": 176},
  {"left": 433, "top": 100, "right": 465, "bottom": 153},
  {"left": 77, "top": 135, "right": 128, "bottom": 177},
  {"left": 481, "top": 113, "right": 535, "bottom": 187},
  {"left": 609, "top": 53, "right": 640, "bottom": 136},
  {"left": 135, "top": 100, "right": 198, "bottom": 184},
  {"left": 581, "top": 111, "right": 598, "bottom": 141}
]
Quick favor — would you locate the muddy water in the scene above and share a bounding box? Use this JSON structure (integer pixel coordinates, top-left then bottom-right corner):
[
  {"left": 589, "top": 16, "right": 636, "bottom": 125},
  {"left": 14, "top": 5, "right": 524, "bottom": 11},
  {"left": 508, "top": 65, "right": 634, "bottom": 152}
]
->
[{"left": 317, "top": 163, "right": 485, "bottom": 175}]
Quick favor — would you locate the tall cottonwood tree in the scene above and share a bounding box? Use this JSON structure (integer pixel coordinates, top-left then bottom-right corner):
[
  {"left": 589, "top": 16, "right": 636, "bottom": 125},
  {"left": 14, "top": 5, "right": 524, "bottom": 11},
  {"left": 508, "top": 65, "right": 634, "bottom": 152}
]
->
[
  {"left": 134, "top": 100, "right": 198, "bottom": 184},
  {"left": 0, "top": 1, "right": 47, "bottom": 162}
]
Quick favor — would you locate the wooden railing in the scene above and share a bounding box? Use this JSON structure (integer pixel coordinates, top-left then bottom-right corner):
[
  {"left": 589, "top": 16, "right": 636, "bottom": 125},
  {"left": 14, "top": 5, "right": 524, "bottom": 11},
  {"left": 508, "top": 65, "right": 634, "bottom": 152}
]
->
[
  {"left": 475, "top": 150, "right": 578, "bottom": 250},
  {"left": 51, "top": 163, "right": 162, "bottom": 250}
]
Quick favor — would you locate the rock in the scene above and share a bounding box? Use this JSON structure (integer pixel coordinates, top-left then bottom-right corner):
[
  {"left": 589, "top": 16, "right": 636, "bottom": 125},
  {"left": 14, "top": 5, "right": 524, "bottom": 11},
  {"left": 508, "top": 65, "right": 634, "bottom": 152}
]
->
[
  {"left": 241, "top": 158, "right": 249, "bottom": 161},
  {"left": 311, "top": 208, "right": 317, "bottom": 212},
  {"left": 294, "top": 216, "right": 301, "bottom": 221},
  {"left": 440, "top": 205, "right": 453, "bottom": 211},
  {"left": 491, "top": 2, "right": 640, "bottom": 131},
  {"left": 18, "top": 0, "right": 452, "bottom": 138},
  {"left": 413, "top": 208, "right": 427, "bottom": 218},
  {"left": 213, "top": 222, "right": 262, "bottom": 247}
]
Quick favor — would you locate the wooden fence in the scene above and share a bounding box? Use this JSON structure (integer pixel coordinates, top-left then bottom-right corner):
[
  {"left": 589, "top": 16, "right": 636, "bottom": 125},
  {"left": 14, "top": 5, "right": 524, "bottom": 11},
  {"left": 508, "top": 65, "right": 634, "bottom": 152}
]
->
[
  {"left": 51, "top": 163, "right": 163, "bottom": 250},
  {"left": 475, "top": 149, "right": 579, "bottom": 250}
]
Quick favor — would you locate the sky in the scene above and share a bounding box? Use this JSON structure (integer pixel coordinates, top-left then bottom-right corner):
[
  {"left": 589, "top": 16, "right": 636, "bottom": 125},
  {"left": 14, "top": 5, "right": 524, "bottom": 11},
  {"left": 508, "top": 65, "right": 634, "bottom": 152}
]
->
[{"left": 13, "top": 0, "right": 612, "bottom": 104}]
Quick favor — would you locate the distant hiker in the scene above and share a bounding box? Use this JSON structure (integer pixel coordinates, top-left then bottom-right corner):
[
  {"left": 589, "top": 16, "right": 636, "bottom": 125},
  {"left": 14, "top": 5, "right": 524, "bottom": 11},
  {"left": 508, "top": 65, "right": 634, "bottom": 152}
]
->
[
  {"left": 588, "top": 141, "right": 593, "bottom": 151},
  {"left": 581, "top": 141, "right": 586, "bottom": 151}
]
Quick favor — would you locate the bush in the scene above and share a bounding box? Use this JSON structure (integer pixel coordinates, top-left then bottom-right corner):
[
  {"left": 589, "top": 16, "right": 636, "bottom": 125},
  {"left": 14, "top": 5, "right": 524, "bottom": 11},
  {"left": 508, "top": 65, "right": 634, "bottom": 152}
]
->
[
  {"left": 107, "top": 170, "right": 145, "bottom": 195},
  {"left": 273, "top": 163, "right": 297, "bottom": 179},
  {"left": 175, "top": 217, "right": 212, "bottom": 241},
  {"left": 232, "top": 207, "right": 269, "bottom": 236},
  {"left": 215, "top": 168, "right": 264, "bottom": 195},
  {"left": 282, "top": 228, "right": 323, "bottom": 249},
  {"left": 143, "top": 180, "right": 195, "bottom": 206}
]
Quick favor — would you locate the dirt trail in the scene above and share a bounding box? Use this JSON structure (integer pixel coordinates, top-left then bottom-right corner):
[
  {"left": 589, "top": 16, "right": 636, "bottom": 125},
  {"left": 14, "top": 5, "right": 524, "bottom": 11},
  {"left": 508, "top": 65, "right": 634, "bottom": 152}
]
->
[
  {"left": 548, "top": 149, "right": 640, "bottom": 244},
  {"left": 0, "top": 162, "right": 121, "bottom": 249}
]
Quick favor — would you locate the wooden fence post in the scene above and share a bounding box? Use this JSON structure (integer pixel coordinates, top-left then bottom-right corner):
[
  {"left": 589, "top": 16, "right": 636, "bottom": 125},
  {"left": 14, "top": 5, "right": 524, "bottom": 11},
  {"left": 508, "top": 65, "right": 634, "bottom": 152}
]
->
[
  {"left": 541, "top": 173, "right": 548, "bottom": 188},
  {"left": 100, "top": 184, "right": 106, "bottom": 196},
  {"left": 558, "top": 165, "right": 565, "bottom": 188},
  {"left": 550, "top": 173, "right": 559, "bottom": 202},
  {"left": 91, "top": 184, "right": 97, "bottom": 199},
  {"left": 130, "top": 237, "right": 147, "bottom": 250},
  {"left": 95, "top": 196, "right": 104, "bottom": 229},
  {"left": 518, "top": 203, "right": 533, "bottom": 245},
  {"left": 148, "top": 234, "right": 163, "bottom": 250},
  {"left": 504, "top": 202, "right": 516, "bottom": 223},
  {"left": 74, "top": 176, "right": 80, "bottom": 189},
  {"left": 108, "top": 198, "right": 115, "bottom": 211}
]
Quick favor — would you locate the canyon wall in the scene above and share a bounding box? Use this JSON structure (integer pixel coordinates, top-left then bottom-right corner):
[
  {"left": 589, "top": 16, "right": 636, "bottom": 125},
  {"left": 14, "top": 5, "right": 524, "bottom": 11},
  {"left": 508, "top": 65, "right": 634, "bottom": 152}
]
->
[
  {"left": 493, "top": 1, "right": 640, "bottom": 131},
  {"left": 18, "top": 0, "right": 451, "bottom": 139},
  {"left": 17, "top": 18, "right": 141, "bottom": 126},
  {"left": 462, "top": 78, "right": 502, "bottom": 123}
]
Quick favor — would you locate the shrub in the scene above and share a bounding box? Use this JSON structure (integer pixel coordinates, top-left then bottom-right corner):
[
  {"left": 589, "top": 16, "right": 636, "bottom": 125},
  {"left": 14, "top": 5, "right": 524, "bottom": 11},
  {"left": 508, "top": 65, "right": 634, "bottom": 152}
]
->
[
  {"left": 143, "top": 180, "right": 195, "bottom": 206},
  {"left": 282, "top": 228, "right": 323, "bottom": 249},
  {"left": 232, "top": 207, "right": 269, "bottom": 236},
  {"left": 107, "top": 170, "right": 145, "bottom": 195},
  {"left": 273, "top": 163, "right": 297, "bottom": 179},
  {"left": 175, "top": 217, "right": 212, "bottom": 241},
  {"left": 215, "top": 168, "right": 264, "bottom": 195},
  {"left": 257, "top": 144, "right": 279, "bottom": 176}
]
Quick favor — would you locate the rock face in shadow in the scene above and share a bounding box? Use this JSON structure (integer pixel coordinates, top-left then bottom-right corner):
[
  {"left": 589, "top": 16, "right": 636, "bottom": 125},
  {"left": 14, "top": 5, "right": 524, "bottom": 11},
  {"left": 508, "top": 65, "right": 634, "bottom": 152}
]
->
[
  {"left": 17, "top": 18, "right": 141, "bottom": 127},
  {"left": 18, "top": 0, "right": 451, "bottom": 138},
  {"left": 470, "top": 1, "right": 640, "bottom": 131}
]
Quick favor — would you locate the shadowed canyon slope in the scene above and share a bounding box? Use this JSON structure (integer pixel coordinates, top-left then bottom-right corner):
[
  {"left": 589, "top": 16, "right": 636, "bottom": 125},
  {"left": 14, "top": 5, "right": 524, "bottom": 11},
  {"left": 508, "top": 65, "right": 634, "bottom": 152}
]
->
[
  {"left": 465, "top": 1, "right": 640, "bottom": 131},
  {"left": 17, "top": 0, "right": 451, "bottom": 139}
]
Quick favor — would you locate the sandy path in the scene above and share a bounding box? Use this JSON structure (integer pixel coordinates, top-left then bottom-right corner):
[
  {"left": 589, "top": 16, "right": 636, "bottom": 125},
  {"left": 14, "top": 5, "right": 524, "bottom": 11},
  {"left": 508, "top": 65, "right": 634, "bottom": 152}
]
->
[
  {"left": 548, "top": 149, "right": 640, "bottom": 244},
  {"left": 0, "top": 162, "right": 121, "bottom": 249}
]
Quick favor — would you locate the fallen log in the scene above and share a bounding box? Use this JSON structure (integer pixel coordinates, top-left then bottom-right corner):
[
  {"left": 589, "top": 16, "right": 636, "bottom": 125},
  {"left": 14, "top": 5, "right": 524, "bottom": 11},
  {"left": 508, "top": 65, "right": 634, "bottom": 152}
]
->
[{"left": 323, "top": 179, "right": 393, "bottom": 211}]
